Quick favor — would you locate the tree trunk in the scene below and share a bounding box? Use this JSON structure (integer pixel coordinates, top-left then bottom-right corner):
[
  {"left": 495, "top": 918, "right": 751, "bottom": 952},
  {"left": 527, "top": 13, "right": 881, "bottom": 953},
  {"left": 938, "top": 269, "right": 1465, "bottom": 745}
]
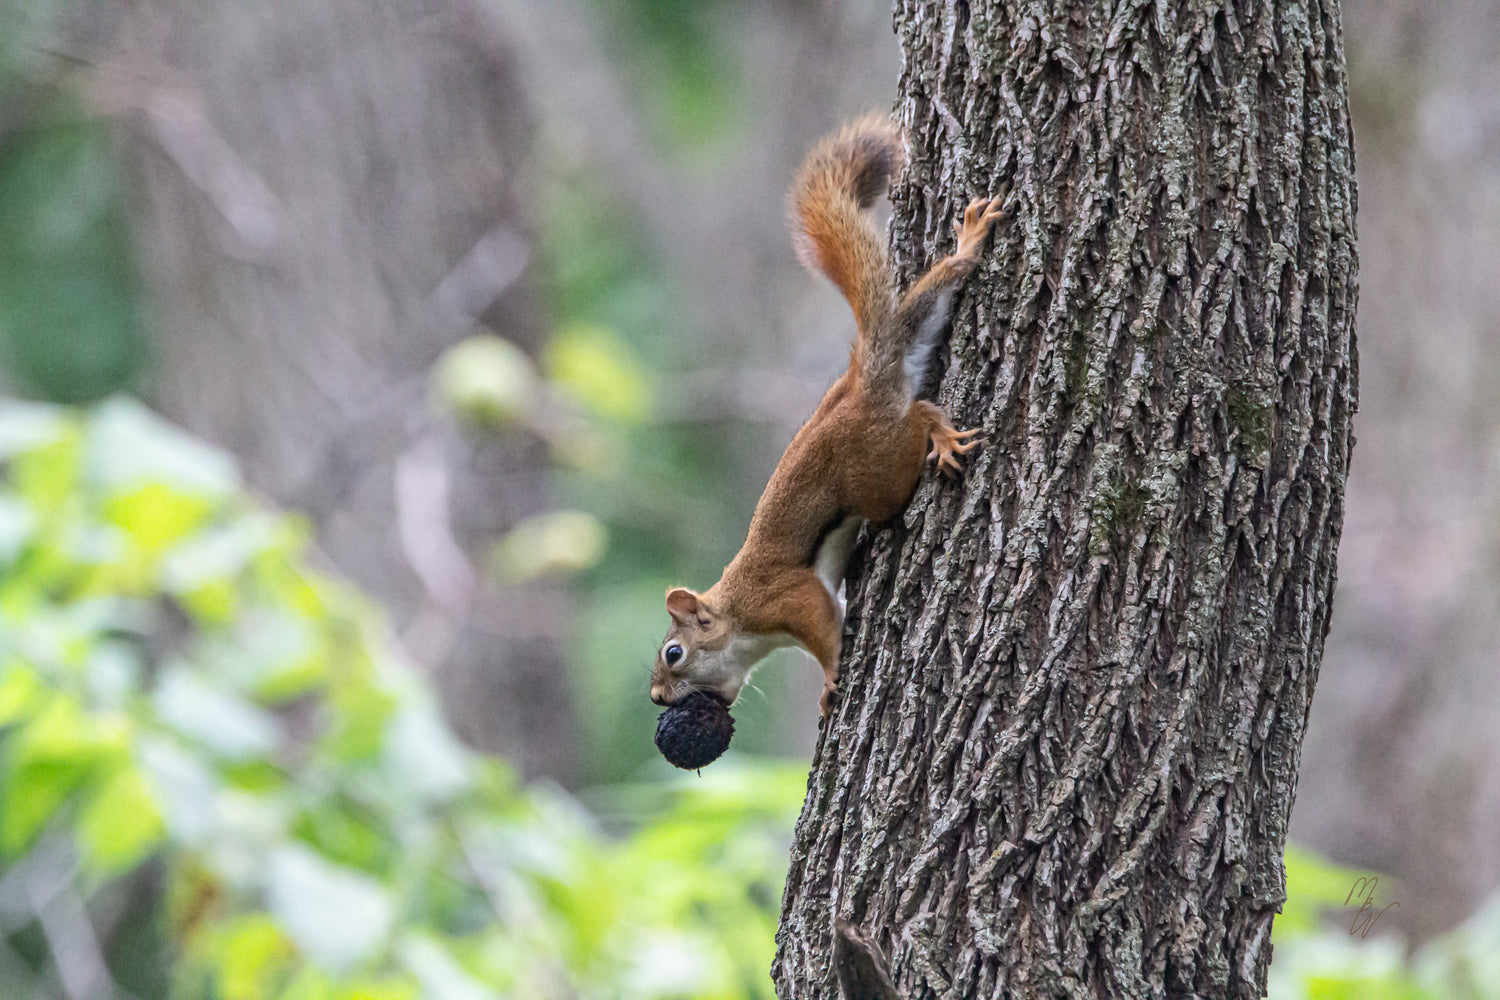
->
[{"left": 773, "top": 2, "right": 1357, "bottom": 998}]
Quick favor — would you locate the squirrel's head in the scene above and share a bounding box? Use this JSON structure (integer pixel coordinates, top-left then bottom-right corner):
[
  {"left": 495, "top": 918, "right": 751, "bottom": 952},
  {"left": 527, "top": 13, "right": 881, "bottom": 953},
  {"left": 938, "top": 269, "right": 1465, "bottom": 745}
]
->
[{"left": 651, "top": 587, "right": 748, "bottom": 707}]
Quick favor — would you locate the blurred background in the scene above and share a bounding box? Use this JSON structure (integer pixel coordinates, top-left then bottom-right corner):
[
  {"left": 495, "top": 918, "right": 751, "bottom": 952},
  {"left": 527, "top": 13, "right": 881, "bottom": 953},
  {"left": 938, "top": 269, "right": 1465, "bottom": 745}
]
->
[{"left": 0, "top": 0, "right": 1495, "bottom": 997}]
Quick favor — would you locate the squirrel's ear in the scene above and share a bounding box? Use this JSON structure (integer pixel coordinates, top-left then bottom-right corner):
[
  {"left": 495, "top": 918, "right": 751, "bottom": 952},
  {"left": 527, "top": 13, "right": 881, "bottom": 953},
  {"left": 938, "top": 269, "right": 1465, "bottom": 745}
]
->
[{"left": 665, "top": 587, "right": 701, "bottom": 625}]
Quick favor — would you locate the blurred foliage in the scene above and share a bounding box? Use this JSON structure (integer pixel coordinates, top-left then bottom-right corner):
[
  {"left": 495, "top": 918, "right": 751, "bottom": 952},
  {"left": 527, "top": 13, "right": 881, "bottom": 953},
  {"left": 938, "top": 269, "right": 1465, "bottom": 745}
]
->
[
  {"left": 593, "top": 0, "right": 740, "bottom": 155},
  {"left": 0, "top": 112, "right": 149, "bottom": 404},
  {"left": 547, "top": 323, "right": 653, "bottom": 425},
  {"left": 431, "top": 335, "right": 539, "bottom": 432},
  {"left": 2, "top": 402, "right": 1497, "bottom": 997},
  {"left": 0, "top": 398, "right": 804, "bottom": 999},
  {"left": 491, "top": 510, "right": 610, "bottom": 584},
  {"left": 1270, "top": 847, "right": 1500, "bottom": 999},
  {"left": 0, "top": 0, "right": 58, "bottom": 82},
  {"left": 0, "top": 0, "right": 806, "bottom": 876},
  {"left": 1, "top": 0, "right": 148, "bottom": 409}
]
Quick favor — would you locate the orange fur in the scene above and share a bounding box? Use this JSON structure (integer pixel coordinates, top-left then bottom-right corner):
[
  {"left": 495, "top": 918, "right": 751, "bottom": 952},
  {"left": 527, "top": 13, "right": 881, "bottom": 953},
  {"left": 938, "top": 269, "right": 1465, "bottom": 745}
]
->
[
  {"left": 652, "top": 121, "right": 1005, "bottom": 721},
  {"left": 789, "top": 115, "right": 902, "bottom": 389}
]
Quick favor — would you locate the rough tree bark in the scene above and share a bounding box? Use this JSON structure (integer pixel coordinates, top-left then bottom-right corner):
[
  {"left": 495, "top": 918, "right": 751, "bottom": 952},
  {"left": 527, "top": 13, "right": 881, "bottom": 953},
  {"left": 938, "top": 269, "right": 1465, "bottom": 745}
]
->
[{"left": 773, "top": 2, "right": 1357, "bottom": 998}]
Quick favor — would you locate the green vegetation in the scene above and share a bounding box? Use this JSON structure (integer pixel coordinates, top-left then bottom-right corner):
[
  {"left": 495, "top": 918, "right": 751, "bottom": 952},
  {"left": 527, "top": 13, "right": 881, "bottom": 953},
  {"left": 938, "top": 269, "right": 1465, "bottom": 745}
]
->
[
  {"left": 0, "top": 3, "right": 147, "bottom": 406},
  {"left": 596, "top": 0, "right": 741, "bottom": 155},
  {"left": 3, "top": 397, "right": 1493, "bottom": 996},
  {"left": 0, "top": 15, "right": 815, "bottom": 992},
  {"left": 1271, "top": 848, "right": 1500, "bottom": 999},
  {"left": 0, "top": 112, "right": 148, "bottom": 404},
  {"left": 0, "top": 399, "right": 803, "bottom": 998}
]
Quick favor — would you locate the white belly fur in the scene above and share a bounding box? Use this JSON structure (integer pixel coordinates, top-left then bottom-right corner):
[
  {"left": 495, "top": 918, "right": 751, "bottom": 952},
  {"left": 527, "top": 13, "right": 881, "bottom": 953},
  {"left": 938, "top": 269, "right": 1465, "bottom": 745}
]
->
[{"left": 813, "top": 515, "right": 862, "bottom": 621}]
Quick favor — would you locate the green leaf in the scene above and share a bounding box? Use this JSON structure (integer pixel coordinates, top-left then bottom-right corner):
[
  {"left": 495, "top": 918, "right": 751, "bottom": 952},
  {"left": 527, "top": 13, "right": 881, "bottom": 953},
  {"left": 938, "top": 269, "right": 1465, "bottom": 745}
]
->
[
  {"left": 215, "top": 915, "right": 295, "bottom": 1000},
  {"left": 0, "top": 695, "right": 127, "bottom": 853},
  {"left": 8, "top": 419, "right": 82, "bottom": 513},
  {"left": 0, "top": 115, "right": 148, "bottom": 403},
  {"left": 398, "top": 934, "right": 491, "bottom": 1000},
  {"left": 0, "top": 661, "right": 41, "bottom": 726},
  {"left": 490, "top": 510, "right": 609, "bottom": 583},
  {"left": 152, "top": 668, "right": 280, "bottom": 762},
  {"left": 267, "top": 844, "right": 395, "bottom": 970},
  {"left": 1, "top": 752, "right": 85, "bottom": 853},
  {"left": 105, "top": 482, "right": 215, "bottom": 559},
  {"left": 292, "top": 801, "right": 393, "bottom": 874},
  {"left": 545, "top": 322, "right": 652, "bottom": 422},
  {"left": 85, "top": 398, "right": 240, "bottom": 496},
  {"left": 324, "top": 668, "right": 396, "bottom": 763},
  {"left": 78, "top": 764, "right": 165, "bottom": 876}
]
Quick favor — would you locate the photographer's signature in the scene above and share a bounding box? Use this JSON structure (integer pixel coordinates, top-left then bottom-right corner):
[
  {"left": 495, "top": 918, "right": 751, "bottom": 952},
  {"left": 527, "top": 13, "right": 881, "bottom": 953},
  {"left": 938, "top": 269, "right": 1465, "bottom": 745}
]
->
[{"left": 1345, "top": 876, "right": 1399, "bottom": 938}]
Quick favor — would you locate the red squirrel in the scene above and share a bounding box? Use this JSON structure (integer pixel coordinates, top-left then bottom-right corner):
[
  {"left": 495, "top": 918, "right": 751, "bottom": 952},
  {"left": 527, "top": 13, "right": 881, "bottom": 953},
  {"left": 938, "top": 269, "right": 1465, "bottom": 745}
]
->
[{"left": 650, "top": 116, "right": 1003, "bottom": 719}]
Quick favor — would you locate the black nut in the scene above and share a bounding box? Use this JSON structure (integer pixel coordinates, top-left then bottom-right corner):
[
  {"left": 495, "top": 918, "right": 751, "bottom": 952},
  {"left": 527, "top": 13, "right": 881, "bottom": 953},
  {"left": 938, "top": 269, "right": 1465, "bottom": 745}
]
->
[{"left": 654, "top": 691, "right": 734, "bottom": 770}]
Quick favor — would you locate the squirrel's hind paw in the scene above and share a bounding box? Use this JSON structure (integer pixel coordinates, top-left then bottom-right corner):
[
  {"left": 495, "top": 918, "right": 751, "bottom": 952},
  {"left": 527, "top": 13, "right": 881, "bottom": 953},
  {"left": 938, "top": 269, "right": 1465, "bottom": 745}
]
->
[
  {"left": 927, "top": 425, "right": 983, "bottom": 476},
  {"left": 819, "top": 679, "right": 840, "bottom": 720}
]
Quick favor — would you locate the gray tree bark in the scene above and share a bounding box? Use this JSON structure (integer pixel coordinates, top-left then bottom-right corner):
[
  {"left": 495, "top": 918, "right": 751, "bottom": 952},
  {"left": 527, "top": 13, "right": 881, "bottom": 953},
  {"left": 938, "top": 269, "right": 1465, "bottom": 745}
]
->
[{"left": 773, "top": 2, "right": 1358, "bottom": 998}]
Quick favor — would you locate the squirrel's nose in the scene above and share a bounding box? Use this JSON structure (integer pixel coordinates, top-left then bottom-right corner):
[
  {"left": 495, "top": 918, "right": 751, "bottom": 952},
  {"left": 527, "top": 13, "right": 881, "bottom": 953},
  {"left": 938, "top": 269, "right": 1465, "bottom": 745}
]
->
[{"left": 650, "top": 686, "right": 668, "bottom": 706}]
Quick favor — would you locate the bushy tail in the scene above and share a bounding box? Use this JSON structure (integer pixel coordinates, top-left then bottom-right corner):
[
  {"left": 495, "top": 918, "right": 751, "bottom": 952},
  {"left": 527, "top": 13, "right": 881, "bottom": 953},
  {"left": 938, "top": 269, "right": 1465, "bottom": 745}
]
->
[{"left": 789, "top": 115, "right": 904, "bottom": 392}]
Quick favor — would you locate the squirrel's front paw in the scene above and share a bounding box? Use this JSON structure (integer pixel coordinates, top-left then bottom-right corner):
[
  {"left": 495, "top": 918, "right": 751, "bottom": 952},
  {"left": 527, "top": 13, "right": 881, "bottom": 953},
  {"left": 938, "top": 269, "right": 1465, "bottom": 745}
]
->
[{"left": 954, "top": 196, "right": 1006, "bottom": 260}]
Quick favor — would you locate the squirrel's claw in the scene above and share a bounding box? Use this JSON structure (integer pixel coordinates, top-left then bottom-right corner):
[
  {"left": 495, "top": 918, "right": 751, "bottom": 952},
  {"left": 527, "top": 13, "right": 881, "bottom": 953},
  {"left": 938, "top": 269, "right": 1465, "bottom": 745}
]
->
[
  {"left": 927, "top": 426, "right": 983, "bottom": 477},
  {"left": 819, "top": 680, "right": 839, "bottom": 720},
  {"left": 954, "top": 196, "right": 1006, "bottom": 259}
]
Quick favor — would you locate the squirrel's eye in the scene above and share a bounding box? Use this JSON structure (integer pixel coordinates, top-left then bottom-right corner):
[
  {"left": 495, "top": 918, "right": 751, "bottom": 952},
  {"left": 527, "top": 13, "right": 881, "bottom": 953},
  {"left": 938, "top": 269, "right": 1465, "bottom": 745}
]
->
[{"left": 665, "top": 644, "right": 684, "bottom": 666}]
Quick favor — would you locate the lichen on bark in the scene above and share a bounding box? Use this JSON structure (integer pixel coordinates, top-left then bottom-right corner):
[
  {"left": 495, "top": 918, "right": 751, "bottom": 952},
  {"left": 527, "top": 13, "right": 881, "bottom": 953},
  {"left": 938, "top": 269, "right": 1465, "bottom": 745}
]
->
[{"left": 772, "top": 2, "right": 1358, "bottom": 998}]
